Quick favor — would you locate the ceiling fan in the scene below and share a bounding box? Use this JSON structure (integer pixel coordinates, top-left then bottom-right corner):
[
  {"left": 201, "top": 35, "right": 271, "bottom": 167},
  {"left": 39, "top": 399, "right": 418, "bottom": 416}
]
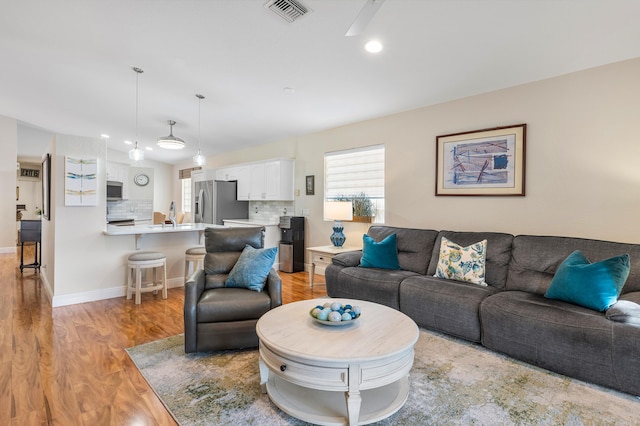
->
[{"left": 345, "top": 0, "right": 386, "bottom": 36}]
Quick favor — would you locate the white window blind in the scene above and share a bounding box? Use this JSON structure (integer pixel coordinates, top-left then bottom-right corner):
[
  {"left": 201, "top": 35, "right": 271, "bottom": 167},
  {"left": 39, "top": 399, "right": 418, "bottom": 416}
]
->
[
  {"left": 324, "top": 145, "right": 385, "bottom": 223},
  {"left": 181, "top": 178, "right": 192, "bottom": 213}
]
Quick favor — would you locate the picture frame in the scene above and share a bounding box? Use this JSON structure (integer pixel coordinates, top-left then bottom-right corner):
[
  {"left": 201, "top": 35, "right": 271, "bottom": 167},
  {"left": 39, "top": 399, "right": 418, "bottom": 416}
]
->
[
  {"left": 41, "top": 153, "right": 51, "bottom": 220},
  {"left": 436, "top": 124, "right": 526, "bottom": 196},
  {"left": 306, "top": 175, "right": 315, "bottom": 195},
  {"left": 65, "top": 156, "right": 98, "bottom": 206}
]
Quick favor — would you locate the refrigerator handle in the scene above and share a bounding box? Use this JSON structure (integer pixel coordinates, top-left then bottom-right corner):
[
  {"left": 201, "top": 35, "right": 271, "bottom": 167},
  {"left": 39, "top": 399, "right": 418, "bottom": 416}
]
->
[
  {"left": 196, "top": 188, "right": 204, "bottom": 222},
  {"left": 200, "top": 188, "right": 205, "bottom": 221}
]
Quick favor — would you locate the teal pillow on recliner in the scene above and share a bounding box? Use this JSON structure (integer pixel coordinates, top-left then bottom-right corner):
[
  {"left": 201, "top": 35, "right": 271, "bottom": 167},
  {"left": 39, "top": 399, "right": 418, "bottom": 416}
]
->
[
  {"left": 225, "top": 245, "right": 277, "bottom": 292},
  {"left": 360, "top": 233, "right": 400, "bottom": 270},
  {"left": 545, "top": 250, "right": 630, "bottom": 312}
]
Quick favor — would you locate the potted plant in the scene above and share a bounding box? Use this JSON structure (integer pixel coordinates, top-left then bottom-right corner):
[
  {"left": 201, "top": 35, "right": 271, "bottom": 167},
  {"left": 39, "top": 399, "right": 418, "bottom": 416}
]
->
[{"left": 351, "top": 192, "right": 375, "bottom": 223}]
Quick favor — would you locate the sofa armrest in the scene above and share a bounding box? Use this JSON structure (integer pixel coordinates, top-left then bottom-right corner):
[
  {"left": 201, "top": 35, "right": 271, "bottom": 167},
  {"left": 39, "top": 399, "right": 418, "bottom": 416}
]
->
[
  {"left": 184, "top": 269, "right": 206, "bottom": 353},
  {"left": 332, "top": 251, "right": 362, "bottom": 267},
  {"left": 265, "top": 268, "right": 282, "bottom": 309},
  {"left": 606, "top": 299, "right": 640, "bottom": 325}
]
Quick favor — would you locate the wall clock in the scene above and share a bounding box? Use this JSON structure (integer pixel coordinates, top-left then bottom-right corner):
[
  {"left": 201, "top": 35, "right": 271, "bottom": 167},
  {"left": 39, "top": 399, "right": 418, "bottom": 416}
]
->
[{"left": 134, "top": 173, "right": 149, "bottom": 187}]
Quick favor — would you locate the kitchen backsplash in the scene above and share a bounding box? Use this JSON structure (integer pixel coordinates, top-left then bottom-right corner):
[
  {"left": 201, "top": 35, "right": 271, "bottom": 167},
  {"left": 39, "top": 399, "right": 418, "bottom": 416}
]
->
[
  {"left": 107, "top": 199, "right": 153, "bottom": 222},
  {"left": 249, "top": 201, "right": 295, "bottom": 222}
]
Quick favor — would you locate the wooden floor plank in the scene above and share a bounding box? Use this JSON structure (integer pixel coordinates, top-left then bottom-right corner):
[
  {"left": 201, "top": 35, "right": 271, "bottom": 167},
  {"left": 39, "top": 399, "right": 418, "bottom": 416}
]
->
[{"left": 2, "top": 244, "right": 327, "bottom": 424}]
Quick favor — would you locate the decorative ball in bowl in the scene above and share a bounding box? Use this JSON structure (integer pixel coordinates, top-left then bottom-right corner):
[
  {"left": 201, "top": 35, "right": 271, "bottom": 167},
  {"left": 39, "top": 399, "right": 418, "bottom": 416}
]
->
[{"left": 309, "top": 302, "right": 361, "bottom": 326}]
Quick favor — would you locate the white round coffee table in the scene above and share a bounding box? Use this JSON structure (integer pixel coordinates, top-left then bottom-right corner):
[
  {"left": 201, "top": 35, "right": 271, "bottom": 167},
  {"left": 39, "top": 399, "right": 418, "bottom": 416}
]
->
[{"left": 256, "top": 298, "right": 419, "bottom": 425}]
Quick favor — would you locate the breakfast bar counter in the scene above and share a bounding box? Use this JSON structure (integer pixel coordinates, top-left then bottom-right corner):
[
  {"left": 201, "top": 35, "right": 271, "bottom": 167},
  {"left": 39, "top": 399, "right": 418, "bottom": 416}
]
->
[{"left": 104, "top": 222, "right": 225, "bottom": 250}]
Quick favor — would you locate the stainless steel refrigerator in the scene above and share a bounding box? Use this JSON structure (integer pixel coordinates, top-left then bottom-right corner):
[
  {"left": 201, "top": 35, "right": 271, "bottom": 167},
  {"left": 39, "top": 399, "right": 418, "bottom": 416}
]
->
[{"left": 193, "top": 180, "right": 248, "bottom": 224}]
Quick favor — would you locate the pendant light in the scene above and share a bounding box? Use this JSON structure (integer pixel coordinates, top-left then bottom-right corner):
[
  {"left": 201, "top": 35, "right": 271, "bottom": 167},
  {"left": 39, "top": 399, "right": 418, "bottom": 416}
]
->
[
  {"left": 193, "top": 94, "right": 206, "bottom": 166},
  {"left": 129, "top": 67, "right": 144, "bottom": 162},
  {"left": 157, "top": 119, "right": 186, "bottom": 149}
]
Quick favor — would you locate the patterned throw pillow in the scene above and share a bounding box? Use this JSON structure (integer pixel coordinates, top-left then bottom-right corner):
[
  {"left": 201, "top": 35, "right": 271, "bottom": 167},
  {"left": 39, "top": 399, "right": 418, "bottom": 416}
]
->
[{"left": 434, "top": 237, "right": 487, "bottom": 286}]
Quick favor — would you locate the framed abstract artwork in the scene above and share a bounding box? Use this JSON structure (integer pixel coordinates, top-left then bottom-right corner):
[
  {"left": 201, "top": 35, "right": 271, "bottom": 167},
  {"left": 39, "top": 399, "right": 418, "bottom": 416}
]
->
[{"left": 436, "top": 124, "right": 526, "bottom": 196}]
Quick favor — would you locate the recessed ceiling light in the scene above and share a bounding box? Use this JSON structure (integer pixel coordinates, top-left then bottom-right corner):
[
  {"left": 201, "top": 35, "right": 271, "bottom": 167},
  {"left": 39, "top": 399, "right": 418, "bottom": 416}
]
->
[
  {"left": 100, "top": 134, "right": 110, "bottom": 139},
  {"left": 145, "top": 146, "right": 153, "bottom": 151},
  {"left": 364, "top": 40, "right": 383, "bottom": 53},
  {"left": 124, "top": 140, "right": 132, "bottom": 145}
]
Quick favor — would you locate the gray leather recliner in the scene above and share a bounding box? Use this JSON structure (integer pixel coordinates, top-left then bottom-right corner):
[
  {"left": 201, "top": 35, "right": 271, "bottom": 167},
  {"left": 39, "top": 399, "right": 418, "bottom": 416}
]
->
[{"left": 184, "top": 226, "right": 282, "bottom": 353}]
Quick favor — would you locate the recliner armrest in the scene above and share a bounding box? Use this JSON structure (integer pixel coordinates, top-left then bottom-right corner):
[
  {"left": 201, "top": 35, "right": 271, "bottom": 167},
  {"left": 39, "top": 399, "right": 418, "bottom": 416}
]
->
[
  {"left": 332, "top": 251, "right": 362, "bottom": 267},
  {"left": 184, "top": 269, "right": 206, "bottom": 353},
  {"left": 265, "top": 268, "right": 282, "bottom": 309}
]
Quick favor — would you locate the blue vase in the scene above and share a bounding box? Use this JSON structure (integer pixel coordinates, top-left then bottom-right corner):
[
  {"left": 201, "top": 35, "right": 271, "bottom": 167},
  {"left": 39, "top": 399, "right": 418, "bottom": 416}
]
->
[{"left": 330, "top": 220, "right": 346, "bottom": 247}]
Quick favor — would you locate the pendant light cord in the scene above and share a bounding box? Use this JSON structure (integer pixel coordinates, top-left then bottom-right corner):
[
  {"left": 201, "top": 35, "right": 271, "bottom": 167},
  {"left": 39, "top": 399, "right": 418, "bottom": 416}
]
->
[
  {"left": 133, "top": 67, "right": 144, "bottom": 150},
  {"left": 196, "top": 94, "right": 204, "bottom": 152}
]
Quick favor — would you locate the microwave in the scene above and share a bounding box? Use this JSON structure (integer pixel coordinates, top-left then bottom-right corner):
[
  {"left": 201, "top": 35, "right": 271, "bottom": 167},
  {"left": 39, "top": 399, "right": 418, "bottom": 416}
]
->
[{"left": 106, "top": 180, "right": 123, "bottom": 201}]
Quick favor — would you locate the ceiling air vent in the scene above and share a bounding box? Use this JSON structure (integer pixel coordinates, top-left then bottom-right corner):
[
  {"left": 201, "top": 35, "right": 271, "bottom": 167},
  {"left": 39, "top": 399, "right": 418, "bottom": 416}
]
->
[{"left": 265, "top": 0, "right": 311, "bottom": 23}]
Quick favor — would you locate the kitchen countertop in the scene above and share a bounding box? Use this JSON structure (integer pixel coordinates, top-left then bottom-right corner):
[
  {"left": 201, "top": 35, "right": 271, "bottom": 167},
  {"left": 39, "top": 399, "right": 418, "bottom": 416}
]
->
[
  {"left": 223, "top": 218, "right": 280, "bottom": 226},
  {"left": 104, "top": 222, "right": 224, "bottom": 235},
  {"left": 104, "top": 222, "right": 226, "bottom": 249}
]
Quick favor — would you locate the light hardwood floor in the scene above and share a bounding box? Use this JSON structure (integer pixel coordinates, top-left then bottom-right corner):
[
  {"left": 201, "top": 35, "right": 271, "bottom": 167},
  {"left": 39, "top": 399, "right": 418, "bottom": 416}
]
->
[{"left": 1, "top": 246, "right": 327, "bottom": 425}]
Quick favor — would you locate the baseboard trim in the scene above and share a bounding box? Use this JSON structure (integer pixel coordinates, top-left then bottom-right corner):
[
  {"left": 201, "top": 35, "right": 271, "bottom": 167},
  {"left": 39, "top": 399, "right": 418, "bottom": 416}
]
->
[
  {"left": 52, "top": 277, "right": 184, "bottom": 308},
  {"left": 0, "top": 246, "right": 17, "bottom": 254}
]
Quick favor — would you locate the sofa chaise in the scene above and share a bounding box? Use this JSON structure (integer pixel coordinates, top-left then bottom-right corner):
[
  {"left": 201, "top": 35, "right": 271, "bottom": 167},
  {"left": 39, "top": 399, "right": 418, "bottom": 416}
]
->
[{"left": 325, "top": 226, "right": 640, "bottom": 396}]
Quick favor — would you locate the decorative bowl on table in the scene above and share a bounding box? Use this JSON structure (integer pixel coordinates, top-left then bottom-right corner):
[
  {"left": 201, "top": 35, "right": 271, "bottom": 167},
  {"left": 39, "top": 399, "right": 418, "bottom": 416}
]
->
[{"left": 309, "top": 302, "right": 361, "bottom": 326}]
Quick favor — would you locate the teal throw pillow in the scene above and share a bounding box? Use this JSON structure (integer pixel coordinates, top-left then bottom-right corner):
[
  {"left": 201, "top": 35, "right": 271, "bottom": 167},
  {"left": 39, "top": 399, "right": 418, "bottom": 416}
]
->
[
  {"left": 225, "top": 245, "right": 277, "bottom": 292},
  {"left": 545, "top": 250, "right": 630, "bottom": 312},
  {"left": 360, "top": 233, "right": 400, "bottom": 270}
]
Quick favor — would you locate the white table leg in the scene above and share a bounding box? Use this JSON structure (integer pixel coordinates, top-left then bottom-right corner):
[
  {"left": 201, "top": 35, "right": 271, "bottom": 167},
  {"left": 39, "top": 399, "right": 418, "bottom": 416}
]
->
[
  {"left": 346, "top": 364, "right": 362, "bottom": 425},
  {"left": 259, "top": 353, "right": 269, "bottom": 394},
  {"left": 309, "top": 261, "right": 315, "bottom": 289}
]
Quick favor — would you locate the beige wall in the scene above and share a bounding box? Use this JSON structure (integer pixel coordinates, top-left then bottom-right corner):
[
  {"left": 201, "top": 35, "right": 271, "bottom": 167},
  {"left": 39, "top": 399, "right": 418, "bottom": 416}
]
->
[
  {"left": 0, "top": 116, "right": 18, "bottom": 252},
  {"left": 186, "top": 57, "right": 640, "bottom": 250}
]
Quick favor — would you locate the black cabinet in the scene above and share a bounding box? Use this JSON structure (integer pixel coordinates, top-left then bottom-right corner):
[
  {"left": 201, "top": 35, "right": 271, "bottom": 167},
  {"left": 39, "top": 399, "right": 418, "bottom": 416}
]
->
[{"left": 20, "top": 220, "right": 41, "bottom": 272}]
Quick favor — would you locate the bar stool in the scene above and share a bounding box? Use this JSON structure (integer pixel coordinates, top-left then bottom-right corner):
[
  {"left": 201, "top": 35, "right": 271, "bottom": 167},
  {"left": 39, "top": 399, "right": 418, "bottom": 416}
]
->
[
  {"left": 185, "top": 246, "right": 206, "bottom": 282},
  {"left": 127, "top": 251, "right": 167, "bottom": 305}
]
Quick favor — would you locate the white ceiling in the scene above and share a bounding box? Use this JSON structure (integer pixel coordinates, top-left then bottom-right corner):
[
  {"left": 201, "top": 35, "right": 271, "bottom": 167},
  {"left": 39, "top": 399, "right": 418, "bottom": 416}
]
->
[{"left": 3, "top": 0, "right": 640, "bottom": 165}]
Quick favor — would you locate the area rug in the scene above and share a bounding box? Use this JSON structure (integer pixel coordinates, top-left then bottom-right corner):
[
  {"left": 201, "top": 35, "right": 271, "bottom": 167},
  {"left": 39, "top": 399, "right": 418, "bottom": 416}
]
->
[{"left": 126, "top": 330, "right": 640, "bottom": 425}]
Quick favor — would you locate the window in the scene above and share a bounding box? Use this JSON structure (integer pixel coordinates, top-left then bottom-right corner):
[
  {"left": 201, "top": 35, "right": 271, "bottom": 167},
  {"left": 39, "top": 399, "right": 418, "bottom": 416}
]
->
[
  {"left": 181, "top": 178, "right": 192, "bottom": 213},
  {"left": 179, "top": 166, "right": 200, "bottom": 214},
  {"left": 324, "top": 145, "right": 385, "bottom": 223}
]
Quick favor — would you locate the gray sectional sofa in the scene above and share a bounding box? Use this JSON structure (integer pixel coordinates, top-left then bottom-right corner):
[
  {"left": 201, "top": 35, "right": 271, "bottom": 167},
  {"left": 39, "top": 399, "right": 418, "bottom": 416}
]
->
[{"left": 325, "top": 226, "right": 640, "bottom": 396}]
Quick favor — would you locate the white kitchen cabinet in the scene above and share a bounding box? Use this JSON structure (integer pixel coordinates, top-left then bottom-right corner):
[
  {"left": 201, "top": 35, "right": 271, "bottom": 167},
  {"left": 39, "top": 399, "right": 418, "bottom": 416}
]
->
[
  {"left": 264, "top": 160, "right": 294, "bottom": 200},
  {"left": 106, "top": 162, "right": 130, "bottom": 199},
  {"left": 216, "top": 165, "right": 249, "bottom": 181},
  {"left": 192, "top": 169, "right": 216, "bottom": 182},
  {"left": 217, "top": 159, "right": 294, "bottom": 201},
  {"left": 236, "top": 159, "right": 294, "bottom": 201}
]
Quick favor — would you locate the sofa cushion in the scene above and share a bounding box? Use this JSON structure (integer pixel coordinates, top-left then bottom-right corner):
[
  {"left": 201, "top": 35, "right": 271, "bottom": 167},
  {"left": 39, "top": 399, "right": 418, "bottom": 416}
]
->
[
  {"left": 427, "top": 231, "right": 514, "bottom": 289},
  {"left": 400, "top": 275, "right": 500, "bottom": 342},
  {"left": 197, "top": 287, "right": 272, "bottom": 322},
  {"left": 480, "top": 291, "right": 620, "bottom": 392},
  {"left": 507, "top": 235, "right": 640, "bottom": 296},
  {"left": 545, "top": 250, "right": 630, "bottom": 312},
  {"left": 434, "top": 237, "right": 487, "bottom": 285},
  {"left": 325, "top": 265, "right": 419, "bottom": 309},
  {"left": 225, "top": 245, "right": 277, "bottom": 292},
  {"left": 367, "top": 226, "right": 439, "bottom": 274},
  {"left": 360, "top": 233, "right": 400, "bottom": 270}
]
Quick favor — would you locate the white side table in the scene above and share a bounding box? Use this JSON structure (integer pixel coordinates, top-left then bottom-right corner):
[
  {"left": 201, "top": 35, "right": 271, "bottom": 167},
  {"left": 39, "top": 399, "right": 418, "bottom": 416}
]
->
[{"left": 307, "top": 245, "right": 361, "bottom": 288}]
